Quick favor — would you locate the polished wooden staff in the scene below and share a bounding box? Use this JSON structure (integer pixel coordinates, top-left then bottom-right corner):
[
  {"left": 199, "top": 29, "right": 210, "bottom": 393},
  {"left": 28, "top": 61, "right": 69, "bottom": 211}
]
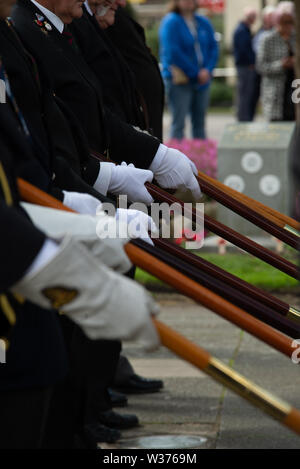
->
[
  {"left": 138, "top": 239, "right": 300, "bottom": 338},
  {"left": 18, "top": 177, "right": 297, "bottom": 359},
  {"left": 154, "top": 320, "right": 300, "bottom": 436},
  {"left": 90, "top": 150, "right": 299, "bottom": 278},
  {"left": 147, "top": 183, "right": 299, "bottom": 280},
  {"left": 198, "top": 170, "right": 300, "bottom": 235},
  {"left": 196, "top": 174, "right": 299, "bottom": 248},
  {"left": 18, "top": 178, "right": 300, "bottom": 436},
  {"left": 154, "top": 238, "right": 300, "bottom": 325}
]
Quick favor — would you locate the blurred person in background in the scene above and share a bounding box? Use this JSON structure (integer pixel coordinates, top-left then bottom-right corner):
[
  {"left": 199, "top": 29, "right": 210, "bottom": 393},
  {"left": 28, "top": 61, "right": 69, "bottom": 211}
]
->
[
  {"left": 256, "top": 1, "right": 296, "bottom": 122},
  {"left": 159, "top": 0, "right": 218, "bottom": 140},
  {"left": 253, "top": 5, "right": 276, "bottom": 54},
  {"left": 251, "top": 6, "right": 277, "bottom": 123},
  {"left": 233, "top": 7, "right": 257, "bottom": 122}
]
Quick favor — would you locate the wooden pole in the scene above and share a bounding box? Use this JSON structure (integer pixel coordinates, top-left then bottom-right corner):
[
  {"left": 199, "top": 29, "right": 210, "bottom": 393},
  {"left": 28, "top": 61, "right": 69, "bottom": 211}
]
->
[
  {"left": 197, "top": 173, "right": 300, "bottom": 246},
  {"left": 154, "top": 237, "right": 300, "bottom": 322},
  {"left": 198, "top": 170, "right": 300, "bottom": 233},
  {"left": 146, "top": 183, "right": 299, "bottom": 279}
]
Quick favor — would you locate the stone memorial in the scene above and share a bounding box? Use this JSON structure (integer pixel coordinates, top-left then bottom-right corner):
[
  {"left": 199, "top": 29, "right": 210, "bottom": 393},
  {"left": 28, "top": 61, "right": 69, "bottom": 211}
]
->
[{"left": 217, "top": 122, "right": 295, "bottom": 237}]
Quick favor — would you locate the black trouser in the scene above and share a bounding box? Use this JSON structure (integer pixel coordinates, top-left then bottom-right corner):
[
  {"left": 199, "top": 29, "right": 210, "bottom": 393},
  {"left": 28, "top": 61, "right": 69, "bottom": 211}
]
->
[
  {"left": 0, "top": 386, "right": 52, "bottom": 449},
  {"left": 43, "top": 267, "right": 136, "bottom": 448},
  {"left": 42, "top": 318, "right": 121, "bottom": 448}
]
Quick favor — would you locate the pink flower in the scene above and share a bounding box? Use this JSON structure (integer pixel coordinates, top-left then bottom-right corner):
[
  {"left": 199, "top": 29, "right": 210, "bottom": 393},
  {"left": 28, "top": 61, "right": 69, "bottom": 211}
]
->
[{"left": 165, "top": 138, "right": 218, "bottom": 179}]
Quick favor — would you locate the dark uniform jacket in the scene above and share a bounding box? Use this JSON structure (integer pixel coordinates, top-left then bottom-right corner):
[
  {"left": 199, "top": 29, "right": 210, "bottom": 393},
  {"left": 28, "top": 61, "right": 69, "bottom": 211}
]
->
[
  {"left": 0, "top": 19, "right": 112, "bottom": 202},
  {"left": 106, "top": 8, "right": 165, "bottom": 141},
  {"left": 12, "top": 0, "right": 160, "bottom": 170},
  {"left": 0, "top": 136, "right": 68, "bottom": 390},
  {"left": 71, "top": 7, "right": 146, "bottom": 130}
]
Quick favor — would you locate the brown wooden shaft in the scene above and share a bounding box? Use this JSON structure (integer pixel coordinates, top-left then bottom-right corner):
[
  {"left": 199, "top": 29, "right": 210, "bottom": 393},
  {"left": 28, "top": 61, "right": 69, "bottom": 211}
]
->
[
  {"left": 153, "top": 319, "right": 211, "bottom": 368},
  {"left": 146, "top": 183, "right": 299, "bottom": 280},
  {"left": 19, "top": 179, "right": 76, "bottom": 213},
  {"left": 155, "top": 238, "right": 288, "bottom": 316},
  {"left": 144, "top": 239, "right": 300, "bottom": 337},
  {"left": 198, "top": 172, "right": 285, "bottom": 227},
  {"left": 198, "top": 171, "right": 300, "bottom": 231},
  {"left": 197, "top": 177, "right": 298, "bottom": 248},
  {"left": 284, "top": 409, "right": 300, "bottom": 434}
]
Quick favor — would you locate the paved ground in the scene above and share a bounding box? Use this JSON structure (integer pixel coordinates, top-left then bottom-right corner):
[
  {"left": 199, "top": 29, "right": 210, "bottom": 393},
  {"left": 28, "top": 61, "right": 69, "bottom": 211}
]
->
[
  {"left": 163, "top": 110, "right": 235, "bottom": 143},
  {"left": 104, "top": 293, "right": 300, "bottom": 450}
]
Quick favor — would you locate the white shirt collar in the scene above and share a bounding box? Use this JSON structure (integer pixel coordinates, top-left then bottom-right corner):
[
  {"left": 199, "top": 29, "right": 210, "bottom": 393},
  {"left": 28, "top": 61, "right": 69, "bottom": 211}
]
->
[
  {"left": 84, "top": 1, "right": 93, "bottom": 16},
  {"left": 31, "top": 0, "right": 64, "bottom": 33}
]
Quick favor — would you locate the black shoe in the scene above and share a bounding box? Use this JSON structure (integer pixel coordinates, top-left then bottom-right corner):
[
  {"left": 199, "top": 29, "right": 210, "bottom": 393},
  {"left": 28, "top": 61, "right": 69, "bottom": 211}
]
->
[
  {"left": 97, "top": 410, "right": 139, "bottom": 429},
  {"left": 83, "top": 423, "right": 121, "bottom": 446},
  {"left": 114, "top": 374, "right": 164, "bottom": 394},
  {"left": 108, "top": 388, "right": 128, "bottom": 408}
]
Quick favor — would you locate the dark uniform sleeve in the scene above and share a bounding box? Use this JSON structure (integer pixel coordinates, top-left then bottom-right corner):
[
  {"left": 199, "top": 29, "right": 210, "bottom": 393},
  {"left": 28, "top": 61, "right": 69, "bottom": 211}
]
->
[
  {"left": 0, "top": 135, "right": 46, "bottom": 290},
  {"left": 53, "top": 156, "right": 116, "bottom": 205},
  {"left": 106, "top": 109, "right": 160, "bottom": 169},
  {"left": 0, "top": 202, "right": 45, "bottom": 291}
]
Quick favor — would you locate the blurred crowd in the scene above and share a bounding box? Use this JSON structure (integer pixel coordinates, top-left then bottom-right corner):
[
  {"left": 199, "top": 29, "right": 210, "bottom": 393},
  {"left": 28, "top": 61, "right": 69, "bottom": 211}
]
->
[
  {"left": 158, "top": 0, "right": 297, "bottom": 141},
  {"left": 233, "top": 1, "right": 296, "bottom": 123}
]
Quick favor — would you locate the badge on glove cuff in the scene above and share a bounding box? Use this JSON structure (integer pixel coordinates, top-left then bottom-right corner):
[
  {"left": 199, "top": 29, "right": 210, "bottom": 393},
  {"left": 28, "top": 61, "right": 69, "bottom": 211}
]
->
[{"left": 42, "top": 287, "right": 78, "bottom": 310}]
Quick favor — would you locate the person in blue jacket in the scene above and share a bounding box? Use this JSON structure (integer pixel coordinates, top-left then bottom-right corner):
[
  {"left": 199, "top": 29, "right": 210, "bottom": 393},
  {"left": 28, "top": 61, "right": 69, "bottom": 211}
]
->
[{"left": 159, "top": 0, "right": 218, "bottom": 140}]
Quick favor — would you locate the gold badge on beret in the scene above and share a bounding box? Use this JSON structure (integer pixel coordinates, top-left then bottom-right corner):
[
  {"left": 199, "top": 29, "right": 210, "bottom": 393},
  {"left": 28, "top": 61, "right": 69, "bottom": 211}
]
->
[{"left": 42, "top": 287, "right": 78, "bottom": 310}]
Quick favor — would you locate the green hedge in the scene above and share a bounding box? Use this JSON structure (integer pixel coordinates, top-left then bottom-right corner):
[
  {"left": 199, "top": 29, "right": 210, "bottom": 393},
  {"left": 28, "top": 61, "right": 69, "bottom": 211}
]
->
[
  {"left": 145, "top": 24, "right": 160, "bottom": 60},
  {"left": 209, "top": 80, "right": 234, "bottom": 107}
]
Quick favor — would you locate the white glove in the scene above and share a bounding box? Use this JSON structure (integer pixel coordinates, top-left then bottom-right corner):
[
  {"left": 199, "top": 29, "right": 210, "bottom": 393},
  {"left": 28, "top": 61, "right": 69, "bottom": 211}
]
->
[
  {"left": 63, "top": 191, "right": 102, "bottom": 215},
  {"left": 149, "top": 144, "right": 202, "bottom": 201},
  {"left": 22, "top": 203, "right": 132, "bottom": 274},
  {"left": 94, "top": 162, "right": 154, "bottom": 205},
  {"left": 12, "top": 236, "right": 160, "bottom": 350},
  {"left": 116, "top": 208, "right": 158, "bottom": 246}
]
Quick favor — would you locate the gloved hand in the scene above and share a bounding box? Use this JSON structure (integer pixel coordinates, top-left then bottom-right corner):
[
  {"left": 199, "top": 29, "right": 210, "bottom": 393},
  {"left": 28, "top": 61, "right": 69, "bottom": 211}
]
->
[
  {"left": 116, "top": 208, "right": 158, "bottom": 246},
  {"left": 149, "top": 144, "right": 202, "bottom": 201},
  {"left": 23, "top": 203, "right": 159, "bottom": 268},
  {"left": 94, "top": 162, "right": 154, "bottom": 205},
  {"left": 22, "top": 203, "right": 132, "bottom": 274},
  {"left": 63, "top": 191, "right": 102, "bottom": 215},
  {"left": 11, "top": 236, "right": 160, "bottom": 350}
]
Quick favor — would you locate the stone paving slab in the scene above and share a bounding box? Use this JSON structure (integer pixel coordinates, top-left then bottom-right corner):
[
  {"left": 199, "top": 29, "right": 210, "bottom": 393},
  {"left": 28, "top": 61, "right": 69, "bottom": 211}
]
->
[{"left": 120, "top": 377, "right": 223, "bottom": 425}]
